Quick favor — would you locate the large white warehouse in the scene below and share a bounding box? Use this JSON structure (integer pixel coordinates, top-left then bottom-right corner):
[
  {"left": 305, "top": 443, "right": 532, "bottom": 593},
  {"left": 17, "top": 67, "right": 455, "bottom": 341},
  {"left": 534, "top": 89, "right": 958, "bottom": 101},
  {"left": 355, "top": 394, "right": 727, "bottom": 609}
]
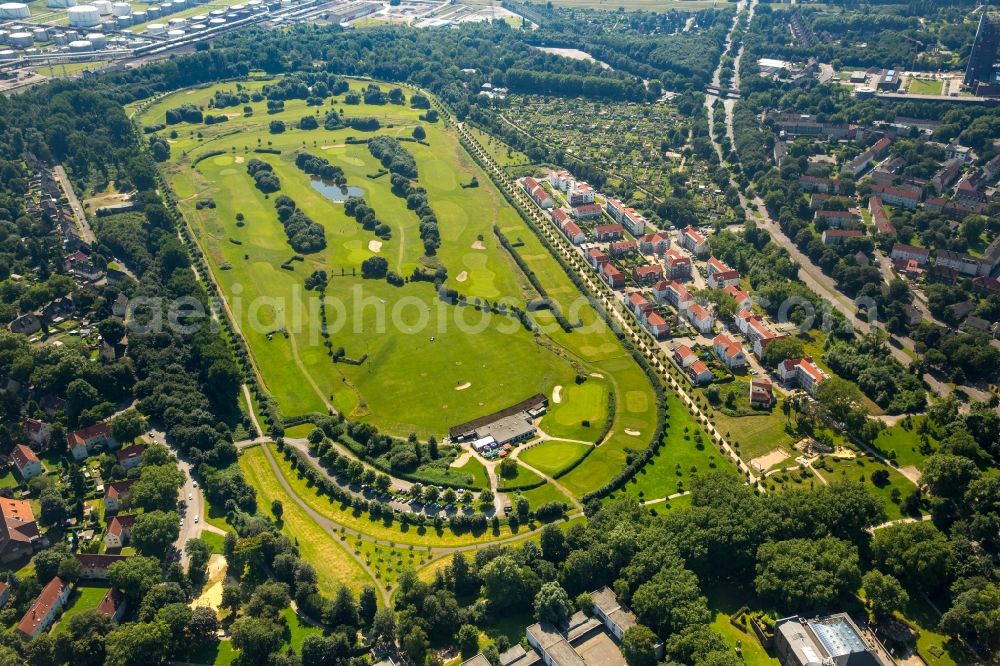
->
[
  {"left": 0, "top": 3, "right": 30, "bottom": 19},
  {"left": 68, "top": 4, "right": 101, "bottom": 26}
]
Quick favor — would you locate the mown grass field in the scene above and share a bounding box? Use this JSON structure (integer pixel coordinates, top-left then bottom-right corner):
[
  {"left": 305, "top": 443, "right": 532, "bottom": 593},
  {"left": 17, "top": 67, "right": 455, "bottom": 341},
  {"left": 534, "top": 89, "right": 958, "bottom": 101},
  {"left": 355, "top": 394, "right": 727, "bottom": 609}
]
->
[
  {"left": 52, "top": 585, "right": 110, "bottom": 634},
  {"left": 519, "top": 440, "right": 592, "bottom": 477},
  {"left": 873, "top": 416, "right": 936, "bottom": 471},
  {"left": 144, "top": 77, "right": 659, "bottom": 498},
  {"left": 240, "top": 447, "right": 374, "bottom": 594},
  {"left": 810, "top": 455, "right": 918, "bottom": 521}
]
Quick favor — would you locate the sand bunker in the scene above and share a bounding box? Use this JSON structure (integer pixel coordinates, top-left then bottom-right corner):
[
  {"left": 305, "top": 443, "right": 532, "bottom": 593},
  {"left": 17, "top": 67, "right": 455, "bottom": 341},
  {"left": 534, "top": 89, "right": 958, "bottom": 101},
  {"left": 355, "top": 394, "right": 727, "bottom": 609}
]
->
[
  {"left": 552, "top": 385, "right": 563, "bottom": 403},
  {"left": 456, "top": 382, "right": 472, "bottom": 390},
  {"left": 234, "top": 155, "right": 245, "bottom": 164},
  {"left": 590, "top": 373, "right": 604, "bottom": 378},
  {"left": 368, "top": 240, "right": 382, "bottom": 252},
  {"left": 624, "top": 429, "right": 641, "bottom": 436},
  {"left": 456, "top": 271, "right": 468, "bottom": 282},
  {"left": 751, "top": 448, "right": 790, "bottom": 472},
  {"left": 471, "top": 240, "right": 485, "bottom": 250}
]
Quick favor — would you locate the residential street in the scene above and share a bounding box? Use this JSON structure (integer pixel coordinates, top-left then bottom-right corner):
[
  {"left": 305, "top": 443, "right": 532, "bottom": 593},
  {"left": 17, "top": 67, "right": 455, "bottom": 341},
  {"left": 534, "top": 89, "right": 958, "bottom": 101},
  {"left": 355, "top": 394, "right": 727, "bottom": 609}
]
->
[{"left": 53, "top": 164, "right": 95, "bottom": 244}]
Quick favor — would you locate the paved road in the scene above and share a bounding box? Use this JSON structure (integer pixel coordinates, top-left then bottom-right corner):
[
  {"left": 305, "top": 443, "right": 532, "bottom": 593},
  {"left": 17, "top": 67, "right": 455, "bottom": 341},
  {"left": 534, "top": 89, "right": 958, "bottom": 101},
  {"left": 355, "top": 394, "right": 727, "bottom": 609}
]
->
[{"left": 53, "top": 165, "right": 95, "bottom": 244}]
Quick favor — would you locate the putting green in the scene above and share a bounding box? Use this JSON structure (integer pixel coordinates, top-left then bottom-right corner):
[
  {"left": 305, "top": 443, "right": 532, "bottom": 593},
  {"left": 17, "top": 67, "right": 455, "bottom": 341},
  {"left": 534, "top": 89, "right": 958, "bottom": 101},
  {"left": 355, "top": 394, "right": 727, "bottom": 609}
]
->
[{"left": 540, "top": 381, "right": 609, "bottom": 442}]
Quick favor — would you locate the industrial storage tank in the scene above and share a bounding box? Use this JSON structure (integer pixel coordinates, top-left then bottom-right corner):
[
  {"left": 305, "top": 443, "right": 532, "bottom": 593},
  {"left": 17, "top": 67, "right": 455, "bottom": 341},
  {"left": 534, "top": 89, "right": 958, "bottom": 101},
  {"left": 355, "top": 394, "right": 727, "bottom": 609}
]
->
[
  {"left": 68, "top": 39, "right": 93, "bottom": 51},
  {"left": 8, "top": 32, "right": 33, "bottom": 48},
  {"left": 68, "top": 5, "right": 102, "bottom": 26},
  {"left": 0, "top": 3, "right": 30, "bottom": 19},
  {"left": 0, "top": 49, "right": 16, "bottom": 61},
  {"left": 191, "top": 13, "right": 205, "bottom": 20},
  {"left": 92, "top": 0, "right": 111, "bottom": 13},
  {"left": 0, "top": 31, "right": 8, "bottom": 44},
  {"left": 114, "top": 14, "right": 130, "bottom": 25},
  {"left": 145, "top": 22, "right": 165, "bottom": 34},
  {"left": 47, "top": 0, "right": 76, "bottom": 7},
  {"left": 85, "top": 31, "right": 105, "bottom": 48},
  {"left": 159, "top": 2, "right": 172, "bottom": 12},
  {"left": 207, "top": 16, "right": 224, "bottom": 25},
  {"left": 172, "top": 0, "right": 186, "bottom": 8},
  {"left": 166, "top": 28, "right": 184, "bottom": 37},
  {"left": 31, "top": 27, "right": 49, "bottom": 41},
  {"left": 167, "top": 17, "right": 184, "bottom": 26},
  {"left": 110, "top": 2, "right": 129, "bottom": 16},
  {"left": 208, "top": 8, "right": 223, "bottom": 15},
  {"left": 131, "top": 10, "right": 145, "bottom": 21},
  {"left": 145, "top": 5, "right": 159, "bottom": 16}
]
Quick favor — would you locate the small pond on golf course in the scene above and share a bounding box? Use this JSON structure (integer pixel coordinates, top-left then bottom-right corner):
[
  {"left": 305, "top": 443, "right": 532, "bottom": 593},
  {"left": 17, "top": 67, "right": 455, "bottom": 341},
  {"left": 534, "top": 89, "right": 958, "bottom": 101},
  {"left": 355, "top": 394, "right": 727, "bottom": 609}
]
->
[{"left": 311, "top": 178, "right": 365, "bottom": 202}]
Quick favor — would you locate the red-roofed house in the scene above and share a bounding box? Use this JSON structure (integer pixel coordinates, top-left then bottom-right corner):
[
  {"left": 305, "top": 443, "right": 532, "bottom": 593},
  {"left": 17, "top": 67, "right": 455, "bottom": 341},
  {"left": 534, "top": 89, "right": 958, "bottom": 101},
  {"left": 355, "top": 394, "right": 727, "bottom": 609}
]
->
[
  {"left": 777, "top": 358, "right": 827, "bottom": 394},
  {"left": 686, "top": 303, "right": 715, "bottom": 334},
  {"left": 723, "top": 285, "right": 752, "bottom": 311},
  {"left": 679, "top": 226, "right": 708, "bottom": 256},
  {"left": 871, "top": 183, "right": 920, "bottom": 209},
  {"left": 814, "top": 209, "right": 857, "bottom": 228},
  {"left": 686, "top": 360, "right": 712, "bottom": 385},
  {"left": 664, "top": 249, "right": 692, "bottom": 279},
  {"left": 672, "top": 344, "right": 697, "bottom": 368},
  {"left": 735, "top": 310, "right": 777, "bottom": 357},
  {"left": 97, "top": 587, "right": 127, "bottom": 623},
  {"left": 22, "top": 419, "right": 51, "bottom": 448},
  {"left": 17, "top": 577, "right": 70, "bottom": 640},
  {"left": 602, "top": 263, "right": 625, "bottom": 289},
  {"left": 572, "top": 203, "right": 603, "bottom": 220},
  {"left": 0, "top": 498, "right": 40, "bottom": 563},
  {"left": 628, "top": 292, "right": 654, "bottom": 318},
  {"left": 749, "top": 378, "right": 774, "bottom": 407},
  {"left": 66, "top": 422, "right": 116, "bottom": 460},
  {"left": 712, "top": 334, "right": 746, "bottom": 369},
  {"left": 10, "top": 444, "right": 42, "bottom": 480},
  {"left": 868, "top": 196, "right": 896, "bottom": 235},
  {"left": 104, "top": 514, "right": 136, "bottom": 550},
  {"left": 75, "top": 553, "right": 129, "bottom": 580},
  {"left": 890, "top": 243, "right": 930, "bottom": 266},
  {"left": 663, "top": 281, "right": 694, "bottom": 310},
  {"left": 594, "top": 224, "right": 624, "bottom": 242},
  {"left": 115, "top": 444, "right": 146, "bottom": 471},
  {"left": 652, "top": 280, "right": 670, "bottom": 301},
  {"left": 633, "top": 264, "right": 664, "bottom": 285},
  {"left": 587, "top": 248, "right": 610, "bottom": 269},
  {"left": 639, "top": 232, "right": 671, "bottom": 256},
  {"left": 550, "top": 208, "right": 570, "bottom": 228},
  {"left": 706, "top": 257, "right": 740, "bottom": 289},
  {"left": 609, "top": 240, "right": 638, "bottom": 257},
  {"left": 562, "top": 221, "right": 585, "bottom": 245},
  {"left": 104, "top": 480, "right": 135, "bottom": 514},
  {"left": 604, "top": 197, "right": 647, "bottom": 236},
  {"left": 644, "top": 312, "right": 670, "bottom": 339}
]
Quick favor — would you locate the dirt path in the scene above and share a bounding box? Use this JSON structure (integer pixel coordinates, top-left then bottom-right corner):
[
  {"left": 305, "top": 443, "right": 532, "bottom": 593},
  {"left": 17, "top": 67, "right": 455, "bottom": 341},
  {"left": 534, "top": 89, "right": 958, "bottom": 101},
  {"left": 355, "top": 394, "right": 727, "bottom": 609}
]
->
[
  {"left": 243, "top": 384, "right": 263, "bottom": 438},
  {"left": 286, "top": 331, "right": 336, "bottom": 413},
  {"left": 511, "top": 450, "right": 583, "bottom": 512},
  {"left": 54, "top": 165, "right": 95, "bottom": 244}
]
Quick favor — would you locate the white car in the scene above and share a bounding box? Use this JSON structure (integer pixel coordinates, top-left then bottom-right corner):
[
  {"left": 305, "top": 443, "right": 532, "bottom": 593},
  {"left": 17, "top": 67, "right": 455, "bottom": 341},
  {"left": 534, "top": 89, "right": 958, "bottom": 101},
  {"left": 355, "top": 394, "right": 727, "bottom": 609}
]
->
[
  {"left": 188, "top": 493, "right": 193, "bottom": 500},
  {"left": 179, "top": 518, "right": 184, "bottom": 526},
  {"left": 193, "top": 516, "right": 199, "bottom": 523},
  {"left": 192, "top": 482, "right": 198, "bottom": 488}
]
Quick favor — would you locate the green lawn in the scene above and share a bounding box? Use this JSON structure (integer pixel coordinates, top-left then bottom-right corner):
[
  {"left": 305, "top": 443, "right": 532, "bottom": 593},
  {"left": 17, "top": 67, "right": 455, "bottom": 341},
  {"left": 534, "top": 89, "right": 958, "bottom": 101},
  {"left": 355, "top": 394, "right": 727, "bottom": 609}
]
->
[
  {"left": 898, "top": 594, "right": 973, "bottom": 666},
  {"left": 519, "top": 481, "right": 573, "bottom": 509},
  {"left": 908, "top": 79, "right": 944, "bottom": 95},
  {"left": 498, "top": 462, "right": 544, "bottom": 490},
  {"left": 873, "top": 416, "right": 936, "bottom": 472},
  {"left": 185, "top": 639, "right": 238, "bottom": 666},
  {"left": 0, "top": 469, "right": 19, "bottom": 489},
  {"left": 280, "top": 606, "right": 323, "bottom": 651},
  {"left": 240, "top": 447, "right": 374, "bottom": 595},
  {"left": 199, "top": 530, "right": 227, "bottom": 554},
  {"left": 621, "top": 393, "right": 736, "bottom": 501},
  {"left": 540, "top": 380, "right": 610, "bottom": 442},
  {"left": 52, "top": 585, "right": 110, "bottom": 634},
  {"left": 519, "top": 440, "right": 592, "bottom": 477},
  {"left": 453, "top": 456, "right": 490, "bottom": 489},
  {"left": 811, "top": 455, "right": 919, "bottom": 521}
]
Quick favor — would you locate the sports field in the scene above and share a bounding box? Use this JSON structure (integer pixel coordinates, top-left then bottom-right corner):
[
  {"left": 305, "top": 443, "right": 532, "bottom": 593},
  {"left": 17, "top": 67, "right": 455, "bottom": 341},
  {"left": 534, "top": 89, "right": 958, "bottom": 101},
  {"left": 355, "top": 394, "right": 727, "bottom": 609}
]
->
[{"left": 144, "top": 76, "right": 660, "bottom": 497}]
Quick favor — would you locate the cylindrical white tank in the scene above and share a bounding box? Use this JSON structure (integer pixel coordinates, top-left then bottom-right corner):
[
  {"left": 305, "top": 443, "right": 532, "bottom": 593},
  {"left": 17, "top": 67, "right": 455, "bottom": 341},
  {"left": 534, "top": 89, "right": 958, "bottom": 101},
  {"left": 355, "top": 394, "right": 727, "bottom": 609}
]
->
[
  {"left": 52, "top": 32, "right": 69, "bottom": 45},
  {"left": 68, "top": 39, "right": 92, "bottom": 51},
  {"left": 166, "top": 28, "right": 183, "bottom": 37},
  {"left": 167, "top": 17, "right": 184, "bottom": 26},
  {"left": 189, "top": 22, "right": 204, "bottom": 29},
  {"left": 145, "top": 22, "right": 165, "bottom": 34},
  {"left": 0, "top": 3, "right": 30, "bottom": 19},
  {"left": 172, "top": 0, "right": 186, "bottom": 8},
  {"left": 114, "top": 14, "right": 131, "bottom": 25},
  {"left": 111, "top": 2, "right": 129, "bottom": 16},
  {"left": 46, "top": 0, "right": 76, "bottom": 7},
  {"left": 131, "top": 10, "right": 144, "bottom": 21},
  {"left": 159, "top": 1, "right": 172, "bottom": 12},
  {"left": 8, "top": 32, "right": 33, "bottom": 48},
  {"left": 85, "top": 32, "right": 105, "bottom": 48},
  {"left": 208, "top": 17, "right": 224, "bottom": 25},
  {"left": 68, "top": 5, "right": 101, "bottom": 26},
  {"left": 0, "top": 31, "right": 8, "bottom": 44},
  {"left": 31, "top": 27, "right": 49, "bottom": 41},
  {"left": 0, "top": 49, "right": 16, "bottom": 60},
  {"left": 92, "top": 0, "right": 110, "bottom": 13},
  {"left": 208, "top": 8, "right": 223, "bottom": 15},
  {"left": 191, "top": 13, "right": 205, "bottom": 20}
]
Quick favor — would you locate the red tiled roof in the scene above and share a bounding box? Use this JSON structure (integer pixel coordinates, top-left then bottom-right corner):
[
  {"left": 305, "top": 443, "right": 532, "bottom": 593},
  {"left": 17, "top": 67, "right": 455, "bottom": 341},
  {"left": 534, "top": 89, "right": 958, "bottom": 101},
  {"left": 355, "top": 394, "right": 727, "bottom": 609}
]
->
[
  {"left": 682, "top": 226, "right": 705, "bottom": 244},
  {"left": 107, "top": 514, "right": 136, "bottom": 537},
  {"left": 688, "top": 303, "right": 710, "bottom": 320},
  {"left": 629, "top": 292, "right": 651, "bottom": 308},
  {"left": 572, "top": 204, "right": 602, "bottom": 215},
  {"left": 10, "top": 444, "right": 39, "bottom": 470},
  {"left": 647, "top": 312, "right": 667, "bottom": 328},
  {"left": 115, "top": 444, "right": 146, "bottom": 464},
  {"left": 97, "top": 587, "right": 125, "bottom": 619},
  {"left": 610, "top": 240, "right": 638, "bottom": 252},
  {"left": 595, "top": 224, "right": 623, "bottom": 236},
  {"left": 563, "top": 221, "right": 583, "bottom": 238},
  {"left": 551, "top": 208, "right": 569, "bottom": 223},
  {"left": 674, "top": 344, "right": 695, "bottom": 360},
  {"left": 105, "top": 480, "right": 135, "bottom": 501},
  {"left": 66, "top": 422, "right": 109, "bottom": 449},
  {"left": 689, "top": 360, "right": 710, "bottom": 375},
  {"left": 633, "top": 265, "right": 663, "bottom": 278},
  {"left": 75, "top": 553, "right": 128, "bottom": 571},
  {"left": 23, "top": 419, "right": 46, "bottom": 436},
  {"left": 17, "top": 577, "right": 67, "bottom": 638},
  {"left": 723, "top": 285, "right": 750, "bottom": 303}
]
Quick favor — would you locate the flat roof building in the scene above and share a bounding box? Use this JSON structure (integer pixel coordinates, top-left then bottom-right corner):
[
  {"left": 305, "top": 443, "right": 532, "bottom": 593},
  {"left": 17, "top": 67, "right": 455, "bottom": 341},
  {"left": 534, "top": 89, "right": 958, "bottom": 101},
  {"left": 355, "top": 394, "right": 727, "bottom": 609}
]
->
[{"left": 775, "top": 613, "right": 894, "bottom": 666}]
